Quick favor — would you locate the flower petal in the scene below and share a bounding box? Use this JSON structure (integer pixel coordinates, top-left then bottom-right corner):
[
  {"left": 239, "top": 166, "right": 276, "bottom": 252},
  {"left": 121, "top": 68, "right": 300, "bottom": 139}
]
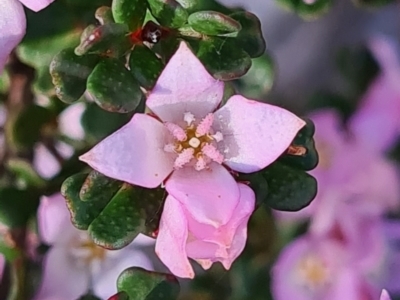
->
[
  {"left": 214, "top": 95, "right": 305, "bottom": 173},
  {"left": 155, "top": 195, "right": 194, "bottom": 278},
  {"left": 38, "top": 194, "right": 73, "bottom": 245},
  {"left": 380, "top": 290, "right": 392, "bottom": 300},
  {"left": 19, "top": 0, "right": 55, "bottom": 12},
  {"left": 80, "top": 114, "right": 174, "bottom": 188},
  {"left": 166, "top": 163, "right": 240, "bottom": 227},
  {"left": 0, "top": 0, "right": 26, "bottom": 74},
  {"left": 147, "top": 42, "right": 224, "bottom": 123}
]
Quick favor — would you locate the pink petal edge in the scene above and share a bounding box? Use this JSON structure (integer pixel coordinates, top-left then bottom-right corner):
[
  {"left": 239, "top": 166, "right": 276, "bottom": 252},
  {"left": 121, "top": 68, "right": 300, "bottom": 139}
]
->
[{"left": 19, "top": 0, "right": 55, "bottom": 12}]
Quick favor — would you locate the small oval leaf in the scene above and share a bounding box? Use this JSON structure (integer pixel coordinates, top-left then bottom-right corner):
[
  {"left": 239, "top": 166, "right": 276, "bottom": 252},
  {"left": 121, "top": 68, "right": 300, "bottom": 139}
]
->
[
  {"left": 147, "top": 0, "right": 188, "bottom": 28},
  {"left": 188, "top": 11, "right": 241, "bottom": 36}
]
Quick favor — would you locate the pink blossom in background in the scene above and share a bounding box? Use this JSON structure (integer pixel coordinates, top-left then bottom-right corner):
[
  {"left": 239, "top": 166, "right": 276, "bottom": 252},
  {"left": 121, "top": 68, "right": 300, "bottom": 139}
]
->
[
  {"left": 0, "top": 0, "right": 55, "bottom": 74},
  {"left": 35, "top": 194, "right": 154, "bottom": 300},
  {"left": 380, "top": 290, "right": 392, "bottom": 300},
  {"left": 79, "top": 41, "right": 305, "bottom": 278}
]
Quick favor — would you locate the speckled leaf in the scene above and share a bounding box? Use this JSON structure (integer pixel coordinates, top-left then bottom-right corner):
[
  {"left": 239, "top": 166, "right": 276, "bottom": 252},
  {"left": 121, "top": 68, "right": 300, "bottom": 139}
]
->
[
  {"left": 279, "top": 118, "right": 319, "bottom": 171},
  {"left": 236, "top": 54, "right": 274, "bottom": 99},
  {"left": 261, "top": 161, "right": 317, "bottom": 211},
  {"left": 117, "top": 267, "right": 180, "bottom": 300},
  {"left": 275, "top": 0, "right": 332, "bottom": 20},
  {"left": 229, "top": 11, "right": 265, "bottom": 58},
  {"left": 80, "top": 170, "right": 123, "bottom": 202},
  {"left": 50, "top": 48, "right": 99, "bottom": 103},
  {"left": 61, "top": 173, "right": 112, "bottom": 230},
  {"left": 147, "top": 0, "right": 188, "bottom": 28},
  {"left": 238, "top": 172, "right": 268, "bottom": 207},
  {"left": 88, "top": 184, "right": 145, "bottom": 249},
  {"left": 95, "top": 6, "right": 115, "bottom": 25},
  {"left": 129, "top": 45, "right": 164, "bottom": 90},
  {"left": 112, "top": 0, "right": 147, "bottom": 30},
  {"left": 138, "top": 187, "right": 166, "bottom": 237},
  {"left": 87, "top": 58, "right": 144, "bottom": 113},
  {"left": 189, "top": 38, "right": 251, "bottom": 80},
  {"left": 75, "top": 23, "right": 131, "bottom": 57},
  {"left": 188, "top": 11, "right": 241, "bottom": 36}
]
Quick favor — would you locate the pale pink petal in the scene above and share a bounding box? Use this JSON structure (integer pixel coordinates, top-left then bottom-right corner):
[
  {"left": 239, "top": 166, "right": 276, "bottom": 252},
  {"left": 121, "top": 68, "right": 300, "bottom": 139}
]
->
[
  {"left": 326, "top": 269, "right": 373, "bottom": 300},
  {"left": 147, "top": 42, "right": 224, "bottom": 123},
  {"left": 214, "top": 95, "right": 305, "bottom": 173},
  {"left": 380, "top": 290, "right": 392, "bottom": 300},
  {"left": 33, "top": 246, "right": 87, "bottom": 300},
  {"left": 38, "top": 194, "right": 72, "bottom": 245},
  {"left": 0, "top": 0, "right": 26, "bottom": 74},
  {"left": 59, "top": 102, "right": 86, "bottom": 140},
  {"left": 155, "top": 195, "right": 194, "bottom": 278},
  {"left": 19, "top": 0, "right": 55, "bottom": 12},
  {"left": 166, "top": 163, "right": 240, "bottom": 227},
  {"left": 33, "top": 143, "right": 61, "bottom": 179},
  {"left": 80, "top": 114, "right": 174, "bottom": 188}
]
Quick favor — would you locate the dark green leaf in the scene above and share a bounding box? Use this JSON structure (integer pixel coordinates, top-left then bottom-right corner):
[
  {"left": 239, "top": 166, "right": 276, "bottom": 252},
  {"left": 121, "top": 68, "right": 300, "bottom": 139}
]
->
[
  {"left": 147, "top": 0, "right": 188, "bottom": 28},
  {"left": 80, "top": 170, "right": 122, "bottom": 202},
  {"left": 275, "top": 0, "right": 332, "bottom": 20},
  {"left": 261, "top": 161, "right": 317, "bottom": 211},
  {"left": 238, "top": 172, "right": 268, "bottom": 207},
  {"left": 61, "top": 173, "right": 112, "bottom": 230},
  {"left": 221, "top": 81, "right": 236, "bottom": 105},
  {"left": 89, "top": 184, "right": 145, "bottom": 249},
  {"left": 75, "top": 23, "right": 131, "bottom": 57},
  {"left": 236, "top": 54, "right": 274, "bottom": 99},
  {"left": 229, "top": 11, "right": 265, "bottom": 58},
  {"left": 112, "top": 0, "right": 148, "bottom": 30},
  {"left": 278, "top": 118, "right": 319, "bottom": 171},
  {"left": 189, "top": 38, "right": 251, "bottom": 80},
  {"left": 129, "top": 45, "right": 164, "bottom": 90},
  {"left": 87, "top": 58, "right": 144, "bottom": 113},
  {"left": 95, "top": 6, "right": 115, "bottom": 25},
  {"left": 6, "top": 159, "right": 46, "bottom": 188},
  {"left": 81, "top": 102, "right": 133, "bottom": 142},
  {"left": 9, "top": 104, "right": 53, "bottom": 151},
  {"left": 188, "top": 11, "right": 241, "bottom": 36},
  {"left": 117, "top": 267, "right": 180, "bottom": 300},
  {"left": 180, "top": 0, "right": 233, "bottom": 14},
  {"left": 0, "top": 188, "right": 39, "bottom": 228},
  {"left": 50, "top": 48, "right": 99, "bottom": 103}
]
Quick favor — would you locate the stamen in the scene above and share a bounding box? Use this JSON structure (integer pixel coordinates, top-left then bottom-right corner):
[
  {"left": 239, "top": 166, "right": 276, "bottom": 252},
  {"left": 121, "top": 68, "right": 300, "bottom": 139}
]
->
[
  {"left": 174, "top": 148, "right": 194, "bottom": 169},
  {"left": 184, "top": 112, "right": 195, "bottom": 126},
  {"left": 202, "top": 144, "right": 224, "bottom": 164},
  {"left": 212, "top": 131, "right": 223, "bottom": 142},
  {"left": 165, "top": 122, "right": 187, "bottom": 141},
  {"left": 196, "top": 113, "right": 214, "bottom": 137},
  {"left": 188, "top": 137, "right": 201, "bottom": 148},
  {"left": 163, "top": 143, "right": 176, "bottom": 153},
  {"left": 195, "top": 155, "right": 207, "bottom": 171}
]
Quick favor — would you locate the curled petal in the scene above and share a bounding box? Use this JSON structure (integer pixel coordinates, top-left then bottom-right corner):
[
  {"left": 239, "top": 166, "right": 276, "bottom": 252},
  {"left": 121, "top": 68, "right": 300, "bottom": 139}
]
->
[
  {"left": 80, "top": 114, "right": 174, "bottom": 188},
  {"left": 147, "top": 42, "right": 224, "bottom": 123},
  {"left": 155, "top": 196, "right": 194, "bottom": 278},
  {"left": 0, "top": 0, "right": 26, "bottom": 74},
  {"left": 166, "top": 163, "right": 240, "bottom": 227},
  {"left": 214, "top": 95, "right": 305, "bottom": 173}
]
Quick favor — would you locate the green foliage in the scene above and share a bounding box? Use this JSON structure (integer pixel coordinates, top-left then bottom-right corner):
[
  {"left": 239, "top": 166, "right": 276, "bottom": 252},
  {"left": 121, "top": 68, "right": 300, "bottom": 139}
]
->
[
  {"left": 112, "top": 0, "right": 148, "bottom": 30},
  {"left": 188, "top": 11, "right": 241, "bottom": 36},
  {"left": 117, "top": 267, "right": 180, "bottom": 300},
  {"left": 275, "top": 0, "right": 333, "bottom": 20},
  {"left": 147, "top": 0, "right": 189, "bottom": 28}
]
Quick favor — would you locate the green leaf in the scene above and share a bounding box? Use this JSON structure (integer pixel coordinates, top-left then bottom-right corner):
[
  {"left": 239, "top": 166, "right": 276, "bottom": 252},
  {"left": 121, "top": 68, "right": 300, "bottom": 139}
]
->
[
  {"left": 275, "top": 0, "right": 332, "bottom": 20},
  {"left": 0, "top": 188, "right": 39, "bottom": 228},
  {"left": 87, "top": 58, "right": 144, "bottom": 113},
  {"left": 50, "top": 48, "right": 99, "bottom": 103},
  {"left": 89, "top": 183, "right": 145, "bottom": 249},
  {"left": 129, "top": 45, "right": 164, "bottom": 90},
  {"left": 117, "top": 267, "right": 180, "bottom": 300},
  {"left": 75, "top": 23, "right": 131, "bottom": 57},
  {"left": 147, "top": 0, "right": 188, "bottom": 28},
  {"left": 8, "top": 104, "right": 53, "bottom": 151},
  {"left": 180, "top": 0, "right": 233, "bottom": 14},
  {"left": 261, "top": 161, "right": 317, "bottom": 211},
  {"left": 62, "top": 173, "right": 114, "bottom": 230},
  {"left": 189, "top": 38, "right": 251, "bottom": 80},
  {"left": 238, "top": 172, "right": 268, "bottom": 207},
  {"left": 278, "top": 118, "right": 319, "bottom": 171},
  {"left": 6, "top": 159, "right": 46, "bottom": 188},
  {"left": 81, "top": 102, "right": 133, "bottom": 142},
  {"left": 229, "top": 11, "right": 265, "bottom": 58},
  {"left": 80, "top": 170, "right": 122, "bottom": 202},
  {"left": 236, "top": 54, "right": 274, "bottom": 99},
  {"left": 112, "top": 0, "right": 148, "bottom": 30},
  {"left": 95, "top": 6, "right": 115, "bottom": 25},
  {"left": 188, "top": 11, "right": 241, "bottom": 36}
]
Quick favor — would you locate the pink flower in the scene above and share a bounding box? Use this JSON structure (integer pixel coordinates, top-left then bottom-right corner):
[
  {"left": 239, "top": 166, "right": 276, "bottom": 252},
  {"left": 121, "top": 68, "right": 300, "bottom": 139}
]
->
[
  {"left": 79, "top": 41, "right": 305, "bottom": 278},
  {"left": 0, "top": 0, "right": 55, "bottom": 74},
  {"left": 380, "top": 290, "right": 392, "bottom": 300},
  {"left": 35, "top": 194, "right": 154, "bottom": 300}
]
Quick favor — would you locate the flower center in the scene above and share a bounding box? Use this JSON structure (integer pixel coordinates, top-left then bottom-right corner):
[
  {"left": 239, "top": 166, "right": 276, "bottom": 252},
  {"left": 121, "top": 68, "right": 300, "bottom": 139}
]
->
[
  {"left": 164, "top": 112, "right": 225, "bottom": 171},
  {"left": 68, "top": 232, "right": 107, "bottom": 268},
  {"left": 295, "top": 254, "right": 331, "bottom": 292}
]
